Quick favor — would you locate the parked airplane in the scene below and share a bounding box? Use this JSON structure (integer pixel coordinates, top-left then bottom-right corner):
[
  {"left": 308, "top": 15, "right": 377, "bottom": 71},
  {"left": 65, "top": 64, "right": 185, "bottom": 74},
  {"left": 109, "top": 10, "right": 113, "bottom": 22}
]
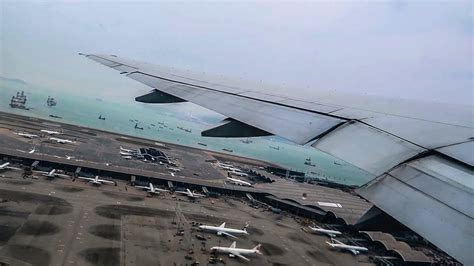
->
[
  {"left": 199, "top": 222, "right": 249, "bottom": 238},
  {"left": 40, "top": 129, "right": 62, "bottom": 135},
  {"left": 122, "top": 156, "right": 132, "bottom": 160},
  {"left": 227, "top": 177, "right": 252, "bottom": 187},
  {"left": 135, "top": 183, "right": 170, "bottom": 195},
  {"left": 176, "top": 188, "right": 205, "bottom": 198},
  {"left": 16, "top": 132, "right": 39, "bottom": 139},
  {"left": 326, "top": 238, "right": 368, "bottom": 255},
  {"left": 228, "top": 170, "right": 249, "bottom": 177},
  {"left": 0, "top": 162, "right": 22, "bottom": 171},
  {"left": 308, "top": 225, "right": 342, "bottom": 238},
  {"left": 210, "top": 241, "right": 262, "bottom": 261},
  {"left": 34, "top": 169, "right": 70, "bottom": 178},
  {"left": 167, "top": 167, "right": 181, "bottom": 172},
  {"left": 77, "top": 175, "right": 115, "bottom": 186},
  {"left": 120, "top": 151, "right": 133, "bottom": 156},
  {"left": 120, "top": 146, "right": 135, "bottom": 153},
  {"left": 49, "top": 137, "right": 75, "bottom": 144},
  {"left": 217, "top": 162, "right": 234, "bottom": 168},
  {"left": 219, "top": 165, "right": 241, "bottom": 171}
]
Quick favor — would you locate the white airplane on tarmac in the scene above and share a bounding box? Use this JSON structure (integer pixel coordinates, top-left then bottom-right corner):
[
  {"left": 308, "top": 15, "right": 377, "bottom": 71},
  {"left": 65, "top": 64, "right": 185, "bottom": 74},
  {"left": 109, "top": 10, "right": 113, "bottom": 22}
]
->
[
  {"left": 176, "top": 188, "right": 205, "bottom": 198},
  {"left": 16, "top": 132, "right": 39, "bottom": 139},
  {"left": 217, "top": 162, "right": 234, "bottom": 168},
  {"left": 210, "top": 241, "right": 262, "bottom": 262},
  {"left": 308, "top": 225, "right": 342, "bottom": 238},
  {"left": 326, "top": 238, "right": 368, "bottom": 255},
  {"left": 135, "top": 183, "right": 170, "bottom": 195},
  {"left": 219, "top": 165, "right": 242, "bottom": 171},
  {"left": 120, "top": 151, "right": 133, "bottom": 156},
  {"left": 0, "top": 162, "right": 22, "bottom": 171},
  {"left": 49, "top": 137, "right": 75, "bottom": 144},
  {"left": 228, "top": 170, "right": 249, "bottom": 177},
  {"left": 167, "top": 167, "right": 181, "bottom": 172},
  {"left": 226, "top": 177, "right": 252, "bottom": 187},
  {"left": 77, "top": 175, "right": 115, "bottom": 186},
  {"left": 199, "top": 222, "right": 249, "bottom": 238},
  {"left": 34, "top": 169, "right": 70, "bottom": 178},
  {"left": 40, "top": 129, "right": 62, "bottom": 135},
  {"left": 120, "top": 146, "right": 135, "bottom": 153}
]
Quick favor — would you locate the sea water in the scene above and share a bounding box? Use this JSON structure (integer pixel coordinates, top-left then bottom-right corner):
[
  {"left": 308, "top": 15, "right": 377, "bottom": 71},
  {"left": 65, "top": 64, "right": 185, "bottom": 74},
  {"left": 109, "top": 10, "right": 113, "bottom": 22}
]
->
[{"left": 0, "top": 80, "right": 374, "bottom": 186}]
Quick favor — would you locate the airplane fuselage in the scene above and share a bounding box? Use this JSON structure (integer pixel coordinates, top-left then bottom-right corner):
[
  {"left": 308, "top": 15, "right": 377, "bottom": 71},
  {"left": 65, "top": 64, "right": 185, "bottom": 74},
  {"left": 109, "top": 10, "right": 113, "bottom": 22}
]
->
[
  {"left": 309, "top": 226, "right": 342, "bottom": 237},
  {"left": 211, "top": 247, "right": 259, "bottom": 256},
  {"left": 227, "top": 177, "right": 252, "bottom": 187},
  {"left": 41, "top": 130, "right": 61, "bottom": 135}
]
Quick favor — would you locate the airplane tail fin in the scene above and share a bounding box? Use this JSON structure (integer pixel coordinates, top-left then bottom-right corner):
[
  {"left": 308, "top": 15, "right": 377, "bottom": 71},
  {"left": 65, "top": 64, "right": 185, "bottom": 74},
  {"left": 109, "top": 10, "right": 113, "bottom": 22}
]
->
[
  {"left": 243, "top": 223, "right": 249, "bottom": 232},
  {"left": 253, "top": 244, "right": 262, "bottom": 255}
]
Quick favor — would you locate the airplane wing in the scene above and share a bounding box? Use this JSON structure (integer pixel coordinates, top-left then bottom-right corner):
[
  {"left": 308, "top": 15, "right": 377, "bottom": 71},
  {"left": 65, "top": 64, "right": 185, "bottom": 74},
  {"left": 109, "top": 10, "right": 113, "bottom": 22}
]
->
[
  {"left": 80, "top": 54, "right": 472, "bottom": 175},
  {"left": 219, "top": 231, "right": 238, "bottom": 239},
  {"left": 231, "top": 252, "right": 250, "bottom": 262},
  {"left": 82, "top": 54, "right": 473, "bottom": 265}
]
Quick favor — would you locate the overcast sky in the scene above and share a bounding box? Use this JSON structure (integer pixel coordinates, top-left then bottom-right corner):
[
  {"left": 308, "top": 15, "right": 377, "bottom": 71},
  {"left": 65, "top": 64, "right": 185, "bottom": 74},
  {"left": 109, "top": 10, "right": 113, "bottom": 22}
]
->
[{"left": 1, "top": 0, "right": 472, "bottom": 106}]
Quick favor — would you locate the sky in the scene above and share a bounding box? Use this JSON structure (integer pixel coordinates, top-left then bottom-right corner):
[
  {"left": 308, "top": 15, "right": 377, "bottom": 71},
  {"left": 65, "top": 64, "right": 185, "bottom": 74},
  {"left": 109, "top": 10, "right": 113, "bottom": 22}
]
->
[{"left": 0, "top": 0, "right": 472, "bottom": 109}]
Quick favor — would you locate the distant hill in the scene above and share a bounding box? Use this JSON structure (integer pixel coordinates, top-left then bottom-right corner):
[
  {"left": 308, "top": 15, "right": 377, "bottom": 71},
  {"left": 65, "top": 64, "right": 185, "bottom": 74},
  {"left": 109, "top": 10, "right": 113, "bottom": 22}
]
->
[{"left": 0, "top": 76, "right": 27, "bottom": 85}]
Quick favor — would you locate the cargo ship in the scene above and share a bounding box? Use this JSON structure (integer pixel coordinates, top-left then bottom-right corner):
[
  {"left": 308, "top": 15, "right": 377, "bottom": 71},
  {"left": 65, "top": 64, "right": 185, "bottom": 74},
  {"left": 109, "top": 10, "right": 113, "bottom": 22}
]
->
[
  {"left": 10, "top": 91, "right": 29, "bottom": 109},
  {"left": 46, "top": 96, "right": 57, "bottom": 106}
]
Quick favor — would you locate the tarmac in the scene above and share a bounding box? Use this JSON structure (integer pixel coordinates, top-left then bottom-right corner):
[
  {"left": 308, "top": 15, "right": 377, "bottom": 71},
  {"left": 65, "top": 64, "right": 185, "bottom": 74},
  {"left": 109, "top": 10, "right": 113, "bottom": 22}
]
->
[
  {"left": 0, "top": 171, "right": 375, "bottom": 266},
  {"left": 0, "top": 111, "right": 372, "bottom": 226},
  {"left": 0, "top": 112, "right": 383, "bottom": 265}
]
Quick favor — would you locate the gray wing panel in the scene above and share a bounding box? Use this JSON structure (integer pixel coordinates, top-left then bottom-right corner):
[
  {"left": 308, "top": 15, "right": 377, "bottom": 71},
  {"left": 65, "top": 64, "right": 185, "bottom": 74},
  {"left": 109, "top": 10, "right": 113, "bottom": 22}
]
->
[
  {"left": 127, "top": 72, "right": 343, "bottom": 144},
  {"left": 437, "top": 141, "right": 474, "bottom": 166},
  {"left": 358, "top": 155, "right": 474, "bottom": 266},
  {"left": 312, "top": 122, "right": 425, "bottom": 176}
]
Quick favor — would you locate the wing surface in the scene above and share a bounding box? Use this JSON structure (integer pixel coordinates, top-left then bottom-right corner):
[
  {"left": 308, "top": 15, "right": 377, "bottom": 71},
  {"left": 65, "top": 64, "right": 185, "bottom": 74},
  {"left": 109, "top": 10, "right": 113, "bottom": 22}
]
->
[{"left": 80, "top": 54, "right": 473, "bottom": 177}]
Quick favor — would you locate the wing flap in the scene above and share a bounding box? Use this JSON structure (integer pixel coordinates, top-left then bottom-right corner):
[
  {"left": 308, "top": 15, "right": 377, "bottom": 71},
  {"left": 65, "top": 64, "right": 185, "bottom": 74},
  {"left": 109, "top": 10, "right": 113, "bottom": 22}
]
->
[
  {"left": 313, "top": 121, "right": 425, "bottom": 176},
  {"left": 232, "top": 252, "right": 250, "bottom": 261},
  {"left": 220, "top": 231, "right": 238, "bottom": 239}
]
